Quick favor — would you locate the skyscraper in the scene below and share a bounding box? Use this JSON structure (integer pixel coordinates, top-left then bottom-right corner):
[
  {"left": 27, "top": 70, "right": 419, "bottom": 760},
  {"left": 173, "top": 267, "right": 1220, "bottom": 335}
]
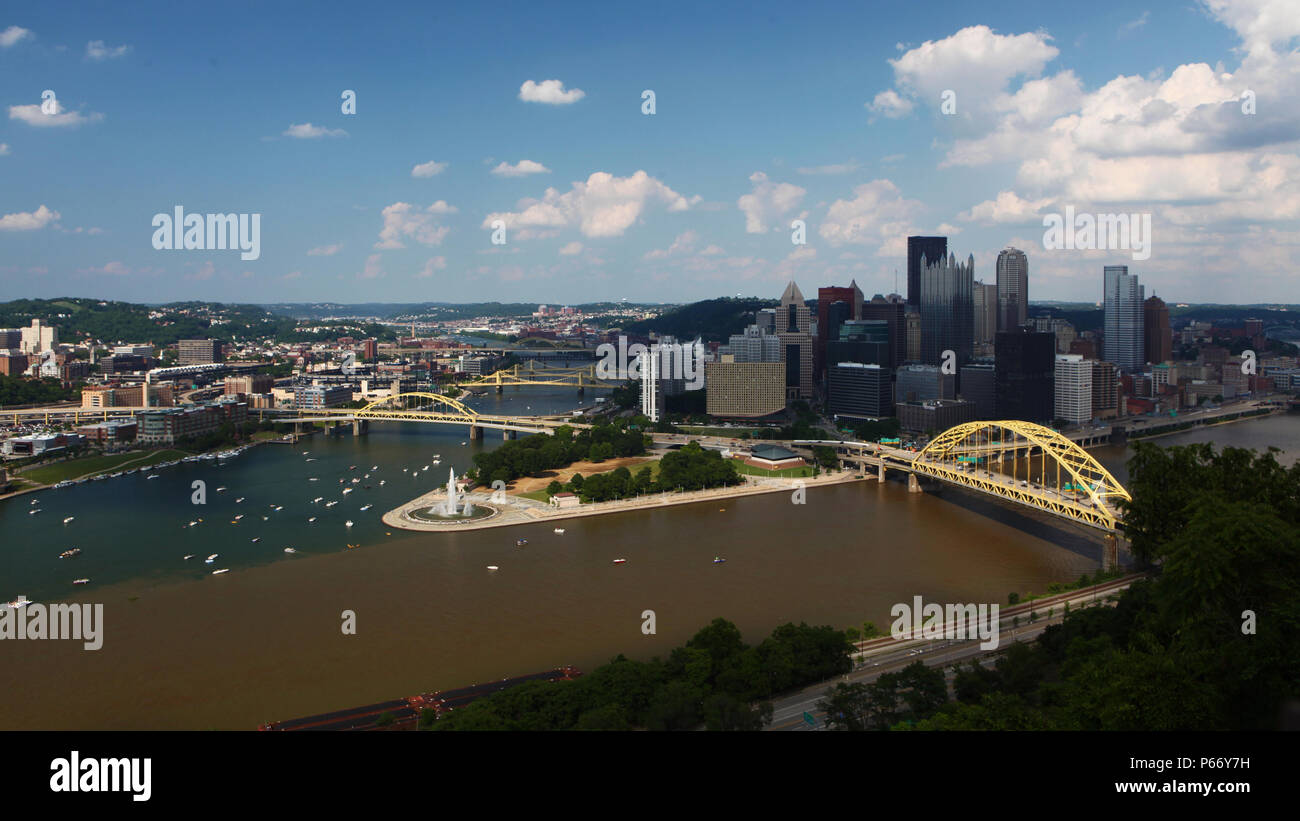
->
[
  {"left": 1054, "top": 355, "right": 1093, "bottom": 424},
  {"left": 861, "top": 294, "right": 905, "bottom": 373},
  {"left": 816, "top": 284, "right": 859, "bottom": 380},
  {"left": 995, "top": 327, "right": 1055, "bottom": 423},
  {"left": 996, "top": 247, "right": 1029, "bottom": 332},
  {"left": 919, "top": 251, "right": 974, "bottom": 366},
  {"left": 777, "top": 281, "right": 814, "bottom": 400},
  {"left": 972, "top": 281, "right": 998, "bottom": 351},
  {"left": 1143, "top": 294, "right": 1172, "bottom": 365},
  {"left": 1103, "top": 266, "right": 1145, "bottom": 370},
  {"left": 907, "top": 236, "right": 947, "bottom": 307}
]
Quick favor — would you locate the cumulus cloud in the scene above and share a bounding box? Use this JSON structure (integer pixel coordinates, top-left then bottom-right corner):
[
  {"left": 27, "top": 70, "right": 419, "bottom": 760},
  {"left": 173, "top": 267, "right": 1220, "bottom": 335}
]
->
[
  {"left": 818, "top": 180, "right": 924, "bottom": 248},
  {"left": 9, "top": 97, "right": 104, "bottom": 128},
  {"left": 85, "top": 40, "right": 130, "bottom": 60},
  {"left": 867, "top": 89, "right": 914, "bottom": 119},
  {"left": 0, "top": 204, "right": 60, "bottom": 231},
  {"left": 375, "top": 201, "right": 457, "bottom": 248},
  {"left": 307, "top": 243, "right": 343, "bottom": 256},
  {"left": 518, "top": 79, "right": 585, "bottom": 104},
  {"left": 411, "top": 160, "right": 448, "bottom": 178},
  {"left": 644, "top": 230, "right": 699, "bottom": 260},
  {"left": 559, "top": 241, "right": 584, "bottom": 256},
  {"left": 417, "top": 256, "right": 447, "bottom": 277},
  {"left": 958, "top": 190, "right": 1055, "bottom": 224},
  {"left": 737, "top": 172, "right": 806, "bottom": 234},
  {"left": 360, "top": 254, "right": 384, "bottom": 279},
  {"left": 282, "top": 123, "right": 347, "bottom": 139},
  {"left": 0, "top": 26, "right": 33, "bottom": 48},
  {"left": 483, "top": 170, "right": 697, "bottom": 240},
  {"left": 491, "top": 159, "right": 551, "bottom": 177}
]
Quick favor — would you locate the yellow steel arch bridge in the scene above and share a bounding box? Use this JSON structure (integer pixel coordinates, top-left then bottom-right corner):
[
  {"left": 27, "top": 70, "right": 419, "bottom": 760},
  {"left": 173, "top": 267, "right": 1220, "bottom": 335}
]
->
[
  {"left": 907, "top": 420, "right": 1131, "bottom": 531},
  {"left": 454, "top": 362, "right": 620, "bottom": 391},
  {"left": 262, "top": 391, "right": 589, "bottom": 436}
]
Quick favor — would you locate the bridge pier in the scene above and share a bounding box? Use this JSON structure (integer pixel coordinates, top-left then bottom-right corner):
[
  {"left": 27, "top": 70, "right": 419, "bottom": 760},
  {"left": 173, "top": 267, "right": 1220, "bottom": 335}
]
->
[
  {"left": 907, "top": 473, "right": 922, "bottom": 493},
  {"left": 503, "top": 429, "right": 516, "bottom": 440},
  {"left": 877, "top": 462, "right": 885, "bottom": 483},
  {"left": 351, "top": 419, "right": 368, "bottom": 436},
  {"left": 1101, "top": 532, "right": 1125, "bottom": 571},
  {"left": 469, "top": 425, "right": 483, "bottom": 441},
  {"left": 496, "top": 385, "right": 503, "bottom": 394}
]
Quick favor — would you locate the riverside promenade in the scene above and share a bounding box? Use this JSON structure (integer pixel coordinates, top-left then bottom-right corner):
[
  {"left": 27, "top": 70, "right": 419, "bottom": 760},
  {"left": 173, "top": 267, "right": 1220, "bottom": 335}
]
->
[{"left": 382, "top": 469, "right": 864, "bottom": 533}]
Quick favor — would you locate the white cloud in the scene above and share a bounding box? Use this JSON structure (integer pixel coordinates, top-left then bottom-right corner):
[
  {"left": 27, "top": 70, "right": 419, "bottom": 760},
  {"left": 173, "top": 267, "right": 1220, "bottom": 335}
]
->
[
  {"left": 0, "top": 26, "right": 33, "bottom": 48},
  {"left": 559, "top": 242, "right": 584, "bottom": 256},
  {"left": 411, "top": 160, "right": 448, "bottom": 178},
  {"left": 79, "top": 261, "right": 130, "bottom": 276},
  {"left": 958, "top": 190, "right": 1055, "bottom": 224},
  {"left": 376, "top": 201, "right": 457, "bottom": 248},
  {"left": 738, "top": 172, "right": 806, "bottom": 233},
  {"left": 282, "top": 123, "right": 347, "bottom": 139},
  {"left": 483, "top": 171, "right": 697, "bottom": 240},
  {"left": 85, "top": 40, "right": 130, "bottom": 60},
  {"left": 644, "top": 230, "right": 699, "bottom": 259},
  {"left": 796, "top": 162, "right": 860, "bottom": 175},
  {"left": 0, "top": 143, "right": 8, "bottom": 155},
  {"left": 518, "top": 79, "right": 585, "bottom": 104},
  {"left": 491, "top": 159, "right": 551, "bottom": 177},
  {"left": 9, "top": 98, "right": 104, "bottom": 128},
  {"left": 867, "top": 89, "right": 914, "bottom": 119},
  {"left": 307, "top": 243, "right": 343, "bottom": 256},
  {"left": 818, "top": 180, "right": 924, "bottom": 249},
  {"left": 360, "top": 254, "right": 384, "bottom": 279},
  {"left": 0, "top": 204, "right": 60, "bottom": 231},
  {"left": 417, "top": 256, "right": 447, "bottom": 277},
  {"left": 1119, "top": 12, "right": 1150, "bottom": 36}
]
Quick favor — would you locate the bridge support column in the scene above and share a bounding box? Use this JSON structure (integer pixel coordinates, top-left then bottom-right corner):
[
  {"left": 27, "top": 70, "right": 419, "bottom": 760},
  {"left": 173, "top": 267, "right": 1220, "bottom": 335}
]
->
[
  {"left": 496, "top": 385, "right": 503, "bottom": 394},
  {"left": 877, "top": 462, "right": 885, "bottom": 483},
  {"left": 503, "top": 429, "right": 516, "bottom": 440},
  {"left": 1101, "top": 533, "right": 1123, "bottom": 571},
  {"left": 907, "top": 473, "right": 922, "bottom": 493},
  {"left": 469, "top": 425, "right": 483, "bottom": 441},
  {"left": 352, "top": 419, "right": 368, "bottom": 436}
]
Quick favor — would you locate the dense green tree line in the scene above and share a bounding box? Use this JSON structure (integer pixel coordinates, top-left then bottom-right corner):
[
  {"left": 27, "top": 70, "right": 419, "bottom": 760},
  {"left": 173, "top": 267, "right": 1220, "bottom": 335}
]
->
[
  {"left": 549, "top": 442, "right": 741, "bottom": 502},
  {"left": 470, "top": 424, "right": 646, "bottom": 485},
  {"left": 428, "top": 619, "right": 852, "bottom": 730},
  {"left": 822, "top": 442, "right": 1300, "bottom": 731},
  {"left": 0, "top": 375, "right": 79, "bottom": 405}
]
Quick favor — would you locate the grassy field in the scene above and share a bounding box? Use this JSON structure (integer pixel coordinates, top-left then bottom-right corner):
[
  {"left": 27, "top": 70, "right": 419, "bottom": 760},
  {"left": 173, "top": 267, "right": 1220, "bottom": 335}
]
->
[
  {"left": 677, "top": 426, "right": 760, "bottom": 438},
  {"left": 21, "top": 449, "right": 190, "bottom": 485},
  {"left": 732, "top": 461, "right": 814, "bottom": 478},
  {"left": 517, "top": 489, "right": 552, "bottom": 503}
]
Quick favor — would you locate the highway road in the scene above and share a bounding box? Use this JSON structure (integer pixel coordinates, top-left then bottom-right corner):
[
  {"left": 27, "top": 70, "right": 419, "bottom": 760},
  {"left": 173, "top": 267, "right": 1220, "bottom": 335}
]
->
[{"left": 765, "top": 576, "right": 1138, "bottom": 731}]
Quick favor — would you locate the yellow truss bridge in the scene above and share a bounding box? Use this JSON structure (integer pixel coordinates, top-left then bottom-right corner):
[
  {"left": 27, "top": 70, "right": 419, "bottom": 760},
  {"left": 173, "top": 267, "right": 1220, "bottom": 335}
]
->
[
  {"left": 454, "top": 362, "right": 620, "bottom": 391},
  {"left": 262, "top": 392, "right": 588, "bottom": 438},
  {"left": 908, "top": 420, "right": 1131, "bottom": 531}
]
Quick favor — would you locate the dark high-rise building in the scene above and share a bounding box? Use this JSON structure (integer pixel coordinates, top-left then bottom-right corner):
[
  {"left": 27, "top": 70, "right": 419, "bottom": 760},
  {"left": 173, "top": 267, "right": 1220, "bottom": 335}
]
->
[
  {"left": 827, "top": 320, "right": 891, "bottom": 371},
  {"left": 1143, "top": 294, "right": 1172, "bottom": 365},
  {"left": 958, "top": 363, "right": 996, "bottom": 419},
  {"left": 861, "top": 295, "right": 906, "bottom": 373},
  {"left": 996, "top": 247, "right": 1029, "bottom": 332},
  {"left": 995, "top": 327, "right": 1055, "bottom": 423},
  {"left": 919, "top": 252, "right": 974, "bottom": 366},
  {"left": 827, "top": 363, "right": 893, "bottom": 420},
  {"left": 907, "top": 236, "right": 947, "bottom": 307},
  {"left": 817, "top": 296, "right": 854, "bottom": 380}
]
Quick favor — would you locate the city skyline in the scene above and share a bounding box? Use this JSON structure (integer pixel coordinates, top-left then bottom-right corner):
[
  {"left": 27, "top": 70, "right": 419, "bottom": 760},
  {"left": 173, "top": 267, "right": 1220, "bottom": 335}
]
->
[{"left": 1, "top": 1, "right": 1298, "bottom": 306}]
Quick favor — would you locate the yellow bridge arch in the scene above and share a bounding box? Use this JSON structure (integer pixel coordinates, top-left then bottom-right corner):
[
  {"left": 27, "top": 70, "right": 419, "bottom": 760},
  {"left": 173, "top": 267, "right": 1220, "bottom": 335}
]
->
[
  {"left": 912, "top": 420, "right": 1131, "bottom": 530},
  {"left": 355, "top": 392, "right": 479, "bottom": 421}
]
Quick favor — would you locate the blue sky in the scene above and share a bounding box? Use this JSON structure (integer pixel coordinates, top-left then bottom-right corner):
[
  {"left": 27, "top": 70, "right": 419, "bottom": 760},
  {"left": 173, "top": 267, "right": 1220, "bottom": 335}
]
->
[{"left": 1, "top": 0, "right": 1297, "bottom": 305}]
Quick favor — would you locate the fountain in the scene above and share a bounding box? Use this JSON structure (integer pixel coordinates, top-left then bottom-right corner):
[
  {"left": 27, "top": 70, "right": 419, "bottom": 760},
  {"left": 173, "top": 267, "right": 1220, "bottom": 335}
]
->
[{"left": 410, "top": 466, "right": 492, "bottom": 523}]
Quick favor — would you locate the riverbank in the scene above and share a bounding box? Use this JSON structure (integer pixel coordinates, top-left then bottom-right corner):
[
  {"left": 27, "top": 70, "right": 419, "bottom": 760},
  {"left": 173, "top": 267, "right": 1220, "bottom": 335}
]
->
[{"left": 383, "top": 469, "right": 863, "bottom": 532}]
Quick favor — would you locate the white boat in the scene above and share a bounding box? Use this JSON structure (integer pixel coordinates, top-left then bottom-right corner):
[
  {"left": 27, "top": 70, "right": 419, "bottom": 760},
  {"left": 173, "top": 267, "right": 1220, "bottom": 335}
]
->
[
  {"left": 5, "top": 598, "right": 32, "bottom": 609},
  {"left": 72, "top": 578, "right": 90, "bottom": 585},
  {"left": 63, "top": 516, "right": 75, "bottom": 524},
  {"left": 204, "top": 554, "right": 219, "bottom": 564},
  {"left": 312, "top": 497, "right": 323, "bottom": 504},
  {"left": 183, "top": 555, "right": 194, "bottom": 560},
  {"left": 306, "top": 458, "right": 316, "bottom": 462},
  {"left": 554, "top": 528, "right": 565, "bottom": 534},
  {"left": 28, "top": 509, "right": 40, "bottom": 515},
  {"left": 216, "top": 487, "right": 226, "bottom": 492},
  {"left": 146, "top": 474, "right": 159, "bottom": 479},
  {"left": 432, "top": 460, "right": 440, "bottom": 465},
  {"left": 379, "top": 480, "right": 386, "bottom": 486},
  {"left": 359, "top": 504, "right": 372, "bottom": 511},
  {"left": 325, "top": 501, "right": 337, "bottom": 508},
  {"left": 302, "top": 451, "right": 309, "bottom": 455},
  {"left": 250, "top": 538, "right": 260, "bottom": 543},
  {"left": 235, "top": 497, "right": 244, "bottom": 503},
  {"left": 233, "top": 514, "right": 244, "bottom": 521},
  {"left": 308, "top": 477, "right": 318, "bottom": 482},
  {"left": 188, "top": 521, "right": 198, "bottom": 527},
  {"left": 273, "top": 506, "right": 283, "bottom": 511},
  {"left": 350, "top": 478, "right": 360, "bottom": 484},
  {"left": 307, "top": 517, "right": 317, "bottom": 523},
  {"left": 284, "top": 548, "right": 298, "bottom": 554},
  {"left": 345, "top": 520, "right": 354, "bottom": 528},
  {"left": 211, "top": 569, "right": 229, "bottom": 575},
  {"left": 486, "top": 565, "right": 499, "bottom": 571},
  {"left": 612, "top": 558, "right": 627, "bottom": 564},
  {"left": 371, "top": 465, "right": 378, "bottom": 470},
  {"left": 421, "top": 466, "right": 429, "bottom": 472},
  {"left": 341, "top": 488, "right": 353, "bottom": 495}
]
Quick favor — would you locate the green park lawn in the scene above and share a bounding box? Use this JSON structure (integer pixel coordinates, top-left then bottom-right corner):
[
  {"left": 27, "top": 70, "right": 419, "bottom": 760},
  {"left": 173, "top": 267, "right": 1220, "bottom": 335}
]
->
[{"left": 21, "top": 449, "right": 190, "bottom": 485}]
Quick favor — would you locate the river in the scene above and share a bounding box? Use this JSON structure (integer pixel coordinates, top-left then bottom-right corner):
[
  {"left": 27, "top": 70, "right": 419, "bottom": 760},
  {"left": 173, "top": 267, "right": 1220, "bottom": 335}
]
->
[{"left": 0, "top": 393, "right": 1295, "bottom": 729}]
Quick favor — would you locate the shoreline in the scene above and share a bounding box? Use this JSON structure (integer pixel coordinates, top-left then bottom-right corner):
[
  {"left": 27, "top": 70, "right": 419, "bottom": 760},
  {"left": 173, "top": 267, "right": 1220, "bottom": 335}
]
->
[{"left": 382, "top": 469, "right": 864, "bottom": 532}]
